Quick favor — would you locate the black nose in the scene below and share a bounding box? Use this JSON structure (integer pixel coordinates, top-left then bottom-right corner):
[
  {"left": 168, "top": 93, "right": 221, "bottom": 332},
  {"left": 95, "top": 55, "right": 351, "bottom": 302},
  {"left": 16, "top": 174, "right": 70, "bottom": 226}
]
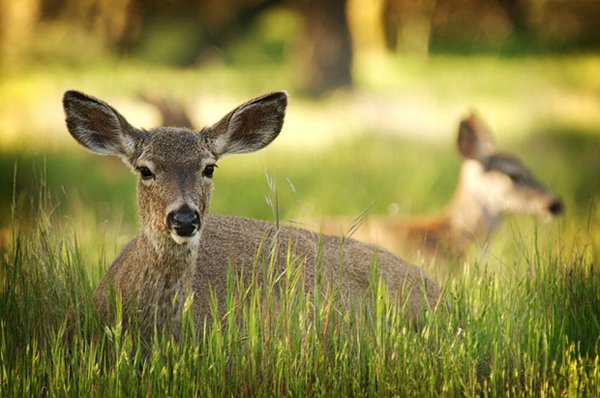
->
[
  {"left": 167, "top": 206, "right": 200, "bottom": 237},
  {"left": 548, "top": 199, "right": 564, "bottom": 216}
]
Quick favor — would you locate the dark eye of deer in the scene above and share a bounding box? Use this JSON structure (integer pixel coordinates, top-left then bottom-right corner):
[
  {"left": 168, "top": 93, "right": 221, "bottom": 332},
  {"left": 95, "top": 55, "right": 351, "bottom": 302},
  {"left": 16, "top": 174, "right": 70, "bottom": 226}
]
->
[
  {"left": 508, "top": 173, "right": 523, "bottom": 184},
  {"left": 137, "top": 166, "right": 154, "bottom": 180},
  {"left": 203, "top": 164, "right": 216, "bottom": 178}
]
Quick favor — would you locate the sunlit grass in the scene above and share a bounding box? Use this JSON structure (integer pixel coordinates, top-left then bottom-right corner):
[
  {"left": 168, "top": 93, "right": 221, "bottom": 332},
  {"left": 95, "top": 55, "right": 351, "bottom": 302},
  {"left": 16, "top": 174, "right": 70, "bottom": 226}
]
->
[{"left": 0, "top": 188, "right": 598, "bottom": 396}]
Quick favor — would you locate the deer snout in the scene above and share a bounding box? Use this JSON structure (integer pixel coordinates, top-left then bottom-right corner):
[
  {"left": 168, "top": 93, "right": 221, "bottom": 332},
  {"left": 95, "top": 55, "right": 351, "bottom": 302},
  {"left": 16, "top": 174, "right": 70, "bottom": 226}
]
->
[
  {"left": 548, "top": 199, "right": 564, "bottom": 216},
  {"left": 167, "top": 205, "right": 200, "bottom": 237}
]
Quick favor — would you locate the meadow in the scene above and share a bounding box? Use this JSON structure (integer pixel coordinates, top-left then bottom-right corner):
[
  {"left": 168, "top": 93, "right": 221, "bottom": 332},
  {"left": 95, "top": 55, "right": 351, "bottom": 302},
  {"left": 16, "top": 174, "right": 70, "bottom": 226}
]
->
[{"left": 1, "top": 45, "right": 599, "bottom": 395}]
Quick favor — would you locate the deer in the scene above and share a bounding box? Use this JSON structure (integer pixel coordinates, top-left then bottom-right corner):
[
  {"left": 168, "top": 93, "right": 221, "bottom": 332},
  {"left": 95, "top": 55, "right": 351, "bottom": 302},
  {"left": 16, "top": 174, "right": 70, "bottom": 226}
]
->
[
  {"left": 316, "top": 112, "right": 564, "bottom": 269},
  {"left": 63, "top": 90, "right": 439, "bottom": 341}
]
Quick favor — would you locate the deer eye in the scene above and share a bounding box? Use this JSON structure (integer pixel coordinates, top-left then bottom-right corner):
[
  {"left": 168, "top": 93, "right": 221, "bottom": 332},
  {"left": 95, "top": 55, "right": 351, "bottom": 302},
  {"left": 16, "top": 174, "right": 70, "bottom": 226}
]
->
[
  {"left": 202, "top": 164, "right": 216, "bottom": 178},
  {"left": 508, "top": 173, "right": 523, "bottom": 184},
  {"left": 137, "top": 166, "right": 154, "bottom": 180}
]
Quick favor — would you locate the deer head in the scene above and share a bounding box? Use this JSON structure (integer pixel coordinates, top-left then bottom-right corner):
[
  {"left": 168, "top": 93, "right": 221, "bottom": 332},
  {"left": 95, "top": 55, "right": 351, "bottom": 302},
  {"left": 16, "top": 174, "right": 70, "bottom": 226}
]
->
[
  {"left": 457, "top": 112, "right": 563, "bottom": 219},
  {"left": 63, "top": 90, "right": 288, "bottom": 246}
]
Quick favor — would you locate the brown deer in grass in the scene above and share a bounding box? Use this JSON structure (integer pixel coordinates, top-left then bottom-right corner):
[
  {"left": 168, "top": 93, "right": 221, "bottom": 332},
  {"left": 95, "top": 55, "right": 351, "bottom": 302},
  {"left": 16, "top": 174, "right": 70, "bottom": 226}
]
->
[
  {"left": 63, "top": 90, "right": 439, "bottom": 340},
  {"left": 317, "top": 113, "right": 563, "bottom": 267}
]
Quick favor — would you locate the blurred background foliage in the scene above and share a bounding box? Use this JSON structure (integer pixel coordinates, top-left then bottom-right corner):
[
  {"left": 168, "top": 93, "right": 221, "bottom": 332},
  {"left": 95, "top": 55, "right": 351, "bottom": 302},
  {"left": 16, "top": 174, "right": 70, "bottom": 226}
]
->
[
  {"left": 2, "top": 0, "right": 599, "bottom": 90},
  {"left": 0, "top": 0, "right": 598, "bottom": 263}
]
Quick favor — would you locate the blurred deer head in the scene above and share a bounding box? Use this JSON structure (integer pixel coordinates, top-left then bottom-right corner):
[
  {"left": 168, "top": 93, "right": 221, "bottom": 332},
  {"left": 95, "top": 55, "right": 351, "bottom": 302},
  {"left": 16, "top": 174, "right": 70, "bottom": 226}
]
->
[{"left": 456, "top": 113, "right": 563, "bottom": 220}]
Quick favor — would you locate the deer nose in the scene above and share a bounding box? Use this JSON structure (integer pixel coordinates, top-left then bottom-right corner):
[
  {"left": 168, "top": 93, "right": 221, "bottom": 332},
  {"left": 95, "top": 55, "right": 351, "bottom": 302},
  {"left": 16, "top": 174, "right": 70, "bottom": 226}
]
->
[
  {"left": 548, "top": 199, "right": 564, "bottom": 216},
  {"left": 167, "top": 206, "right": 200, "bottom": 237}
]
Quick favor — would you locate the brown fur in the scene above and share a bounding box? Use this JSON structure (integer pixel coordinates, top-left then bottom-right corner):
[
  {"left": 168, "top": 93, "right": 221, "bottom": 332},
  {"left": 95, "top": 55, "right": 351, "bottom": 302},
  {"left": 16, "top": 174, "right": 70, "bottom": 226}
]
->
[{"left": 63, "top": 90, "right": 439, "bottom": 340}]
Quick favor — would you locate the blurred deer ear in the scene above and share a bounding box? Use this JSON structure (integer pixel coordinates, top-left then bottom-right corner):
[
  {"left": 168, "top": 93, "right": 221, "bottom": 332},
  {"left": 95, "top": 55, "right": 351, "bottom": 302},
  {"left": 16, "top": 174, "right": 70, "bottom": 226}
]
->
[
  {"left": 457, "top": 111, "right": 495, "bottom": 160},
  {"left": 63, "top": 90, "right": 141, "bottom": 158},
  {"left": 204, "top": 91, "right": 287, "bottom": 156}
]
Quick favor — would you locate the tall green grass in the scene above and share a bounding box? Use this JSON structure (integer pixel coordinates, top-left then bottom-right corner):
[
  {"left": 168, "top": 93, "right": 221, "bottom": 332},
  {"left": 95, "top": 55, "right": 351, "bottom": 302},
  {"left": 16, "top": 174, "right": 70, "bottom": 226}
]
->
[{"left": 1, "top": 182, "right": 599, "bottom": 396}]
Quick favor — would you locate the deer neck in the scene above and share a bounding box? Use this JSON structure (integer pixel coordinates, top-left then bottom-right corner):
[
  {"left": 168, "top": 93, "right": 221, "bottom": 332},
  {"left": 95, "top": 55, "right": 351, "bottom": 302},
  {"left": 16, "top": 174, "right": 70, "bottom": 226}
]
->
[
  {"left": 440, "top": 161, "right": 503, "bottom": 254},
  {"left": 134, "top": 227, "right": 200, "bottom": 327},
  {"left": 141, "top": 227, "right": 199, "bottom": 286}
]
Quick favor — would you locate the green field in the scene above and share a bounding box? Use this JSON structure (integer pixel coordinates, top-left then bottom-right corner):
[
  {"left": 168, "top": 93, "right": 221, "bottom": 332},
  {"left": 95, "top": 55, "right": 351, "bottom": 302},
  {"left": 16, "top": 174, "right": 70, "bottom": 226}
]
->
[{"left": 1, "top": 51, "right": 599, "bottom": 395}]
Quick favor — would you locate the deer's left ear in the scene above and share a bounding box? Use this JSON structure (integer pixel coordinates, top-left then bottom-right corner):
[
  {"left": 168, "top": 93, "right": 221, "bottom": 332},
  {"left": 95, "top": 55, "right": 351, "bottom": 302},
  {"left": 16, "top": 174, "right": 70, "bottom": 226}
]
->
[
  {"left": 457, "top": 111, "right": 495, "bottom": 161},
  {"left": 204, "top": 91, "right": 287, "bottom": 156}
]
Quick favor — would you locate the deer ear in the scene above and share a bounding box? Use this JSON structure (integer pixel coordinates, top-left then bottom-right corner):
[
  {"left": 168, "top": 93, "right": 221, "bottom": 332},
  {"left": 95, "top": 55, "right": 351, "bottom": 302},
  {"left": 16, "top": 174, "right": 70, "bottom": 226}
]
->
[
  {"left": 205, "top": 91, "right": 287, "bottom": 156},
  {"left": 63, "top": 90, "right": 140, "bottom": 157},
  {"left": 457, "top": 111, "right": 495, "bottom": 160}
]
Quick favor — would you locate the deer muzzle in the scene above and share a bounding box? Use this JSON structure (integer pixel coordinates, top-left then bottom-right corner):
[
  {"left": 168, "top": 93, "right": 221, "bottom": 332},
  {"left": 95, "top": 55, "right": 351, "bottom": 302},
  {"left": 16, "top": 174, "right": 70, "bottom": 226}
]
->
[
  {"left": 167, "top": 205, "right": 200, "bottom": 237},
  {"left": 547, "top": 198, "right": 564, "bottom": 216}
]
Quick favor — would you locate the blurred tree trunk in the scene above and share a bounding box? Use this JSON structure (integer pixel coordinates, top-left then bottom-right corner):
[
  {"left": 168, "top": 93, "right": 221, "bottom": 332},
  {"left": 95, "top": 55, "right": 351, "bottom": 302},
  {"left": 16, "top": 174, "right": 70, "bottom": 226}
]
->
[
  {"left": 381, "top": 0, "right": 435, "bottom": 54},
  {"left": 199, "top": 0, "right": 282, "bottom": 52},
  {"left": 294, "top": 0, "right": 353, "bottom": 95},
  {"left": 0, "top": 0, "right": 40, "bottom": 67},
  {"left": 61, "top": 0, "right": 134, "bottom": 45},
  {"left": 495, "top": 0, "right": 528, "bottom": 33}
]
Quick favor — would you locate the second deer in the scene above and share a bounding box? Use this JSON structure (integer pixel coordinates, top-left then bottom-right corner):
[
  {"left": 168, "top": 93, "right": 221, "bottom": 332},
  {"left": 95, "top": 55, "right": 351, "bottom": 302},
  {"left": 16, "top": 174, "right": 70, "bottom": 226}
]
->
[{"left": 317, "top": 113, "right": 563, "bottom": 267}]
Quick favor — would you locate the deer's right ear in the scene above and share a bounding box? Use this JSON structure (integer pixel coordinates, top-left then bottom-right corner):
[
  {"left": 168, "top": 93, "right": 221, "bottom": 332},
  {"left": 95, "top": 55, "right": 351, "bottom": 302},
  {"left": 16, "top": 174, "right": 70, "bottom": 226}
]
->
[
  {"left": 63, "top": 90, "right": 140, "bottom": 157},
  {"left": 457, "top": 112, "right": 495, "bottom": 161}
]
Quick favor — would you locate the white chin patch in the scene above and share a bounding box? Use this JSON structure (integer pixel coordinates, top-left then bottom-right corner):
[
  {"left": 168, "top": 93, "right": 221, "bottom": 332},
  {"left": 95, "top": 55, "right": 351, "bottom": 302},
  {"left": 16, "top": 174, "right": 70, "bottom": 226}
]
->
[{"left": 170, "top": 232, "right": 201, "bottom": 245}]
